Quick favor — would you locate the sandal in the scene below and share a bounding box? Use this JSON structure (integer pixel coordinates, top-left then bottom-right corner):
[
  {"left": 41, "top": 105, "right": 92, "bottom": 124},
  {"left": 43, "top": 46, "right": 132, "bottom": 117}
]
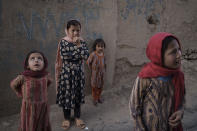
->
[
  {"left": 75, "top": 118, "right": 86, "bottom": 129},
  {"left": 62, "top": 120, "right": 70, "bottom": 130},
  {"left": 93, "top": 100, "right": 98, "bottom": 106},
  {"left": 98, "top": 99, "right": 103, "bottom": 103}
]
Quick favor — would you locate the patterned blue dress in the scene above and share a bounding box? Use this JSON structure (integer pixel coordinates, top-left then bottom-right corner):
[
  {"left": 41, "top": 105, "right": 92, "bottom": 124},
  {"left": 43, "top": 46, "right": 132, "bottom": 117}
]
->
[{"left": 56, "top": 39, "right": 89, "bottom": 109}]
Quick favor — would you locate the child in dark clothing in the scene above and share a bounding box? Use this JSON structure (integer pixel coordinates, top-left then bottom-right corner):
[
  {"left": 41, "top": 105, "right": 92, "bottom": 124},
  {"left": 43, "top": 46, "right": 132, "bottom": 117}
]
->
[{"left": 55, "top": 20, "right": 89, "bottom": 130}]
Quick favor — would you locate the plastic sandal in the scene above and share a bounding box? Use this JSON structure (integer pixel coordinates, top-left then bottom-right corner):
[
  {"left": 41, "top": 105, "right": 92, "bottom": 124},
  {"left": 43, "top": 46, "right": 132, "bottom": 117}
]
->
[
  {"left": 75, "top": 118, "right": 86, "bottom": 129},
  {"left": 62, "top": 120, "right": 70, "bottom": 130}
]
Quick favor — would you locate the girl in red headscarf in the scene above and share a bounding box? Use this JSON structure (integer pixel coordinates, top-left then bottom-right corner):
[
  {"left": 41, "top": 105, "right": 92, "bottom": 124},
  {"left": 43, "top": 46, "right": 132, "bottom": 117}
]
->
[
  {"left": 10, "top": 50, "right": 52, "bottom": 131},
  {"left": 129, "top": 32, "right": 185, "bottom": 131}
]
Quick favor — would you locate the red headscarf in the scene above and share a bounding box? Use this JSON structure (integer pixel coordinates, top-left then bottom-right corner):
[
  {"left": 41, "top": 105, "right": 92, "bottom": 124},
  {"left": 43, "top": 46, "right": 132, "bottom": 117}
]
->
[
  {"left": 139, "top": 32, "right": 185, "bottom": 131},
  {"left": 22, "top": 50, "right": 48, "bottom": 78}
]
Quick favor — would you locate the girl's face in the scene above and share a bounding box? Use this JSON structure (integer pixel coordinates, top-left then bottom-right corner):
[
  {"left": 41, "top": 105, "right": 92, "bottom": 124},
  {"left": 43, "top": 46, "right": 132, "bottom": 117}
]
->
[
  {"left": 66, "top": 25, "right": 81, "bottom": 39},
  {"left": 163, "top": 39, "right": 181, "bottom": 69},
  {"left": 96, "top": 43, "right": 104, "bottom": 53},
  {"left": 27, "top": 53, "right": 44, "bottom": 71}
]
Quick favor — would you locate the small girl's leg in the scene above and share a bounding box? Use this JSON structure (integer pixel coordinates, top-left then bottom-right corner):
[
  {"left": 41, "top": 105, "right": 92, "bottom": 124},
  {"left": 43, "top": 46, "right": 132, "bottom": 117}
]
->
[
  {"left": 92, "top": 87, "right": 98, "bottom": 105},
  {"left": 98, "top": 87, "right": 103, "bottom": 103}
]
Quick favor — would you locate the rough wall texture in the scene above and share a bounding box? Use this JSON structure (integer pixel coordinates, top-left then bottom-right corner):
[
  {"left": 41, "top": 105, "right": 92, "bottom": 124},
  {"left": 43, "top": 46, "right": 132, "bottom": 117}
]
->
[
  {"left": 114, "top": 0, "right": 197, "bottom": 126},
  {"left": 0, "top": 0, "right": 197, "bottom": 117}
]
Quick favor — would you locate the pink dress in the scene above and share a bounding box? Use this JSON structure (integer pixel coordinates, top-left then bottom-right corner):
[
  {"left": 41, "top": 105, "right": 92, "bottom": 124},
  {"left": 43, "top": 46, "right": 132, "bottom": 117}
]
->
[{"left": 10, "top": 75, "right": 52, "bottom": 131}]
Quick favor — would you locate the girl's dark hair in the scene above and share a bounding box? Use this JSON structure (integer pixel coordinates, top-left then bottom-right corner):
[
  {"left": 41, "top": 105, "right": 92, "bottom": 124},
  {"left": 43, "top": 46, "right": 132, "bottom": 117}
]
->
[
  {"left": 67, "top": 19, "right": 81, "bottom": 30},
  {"left": 161, "top": 36, "right": 177, "bottom": 66},
  {"left": 92, "top": 38, "right": 106, "bottom": 51},
  {"left": 24, "top": 50, "right": 48, "bottom": 70}
]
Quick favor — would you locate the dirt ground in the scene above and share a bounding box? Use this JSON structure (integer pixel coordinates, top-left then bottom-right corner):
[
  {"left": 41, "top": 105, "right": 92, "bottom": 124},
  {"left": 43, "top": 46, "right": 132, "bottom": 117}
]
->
[{"left": 0, "top": 83, "right": 197, "bottom": 131}]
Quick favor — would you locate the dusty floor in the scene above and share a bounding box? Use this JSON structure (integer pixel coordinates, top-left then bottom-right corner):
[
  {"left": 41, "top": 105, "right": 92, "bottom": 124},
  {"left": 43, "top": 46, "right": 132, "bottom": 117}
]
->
[{"left": 0, "top": 84, "right": 197, "bottom": 131}]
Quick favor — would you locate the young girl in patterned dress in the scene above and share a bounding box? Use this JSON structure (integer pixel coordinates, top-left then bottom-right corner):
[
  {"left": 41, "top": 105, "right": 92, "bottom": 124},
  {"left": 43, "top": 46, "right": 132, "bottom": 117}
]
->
[
  {"left": 55, "top": 20, "right": 89, "bottom": 130},
  {"left": 10, "top": 50, "right": 52, "bottom": 131},
  {"left": 129, "top": 32, "right": 185, "bottom": 131},
  {"left": 87, "top": 38, "right": 106, "bottom": 106}
]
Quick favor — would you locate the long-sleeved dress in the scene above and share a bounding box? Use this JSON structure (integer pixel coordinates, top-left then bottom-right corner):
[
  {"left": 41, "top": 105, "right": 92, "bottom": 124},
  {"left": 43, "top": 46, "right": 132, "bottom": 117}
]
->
[
  {"left": 87, "top": 51, "right": 105, "bottom": 101},
  {"left": 129, "top": 76, "right": 185, "bottom": 131},
  {"left": 87, "top": 51, "right": 105, "bottom": 89},
  {"left": 10, "top": 75, "right": 52, "bottom": 131},
  {"left": 56, "top": 39, "right": 89, "bottom": 109}
]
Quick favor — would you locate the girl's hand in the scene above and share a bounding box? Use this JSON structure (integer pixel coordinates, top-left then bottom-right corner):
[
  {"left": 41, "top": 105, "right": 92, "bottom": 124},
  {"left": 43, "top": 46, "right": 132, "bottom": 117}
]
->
[
  {"left": 73, "top": 37, "right": 83, "bottom": 47},
  {"left": 15, "top": 91, "right": 22, "bottom": 97},
  {"left": 168, "top": 110, "right": 183, "bottom": 127}
]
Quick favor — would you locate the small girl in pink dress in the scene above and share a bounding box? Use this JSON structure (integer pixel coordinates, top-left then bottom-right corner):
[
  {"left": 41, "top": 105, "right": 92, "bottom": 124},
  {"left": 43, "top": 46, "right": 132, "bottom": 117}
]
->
[{"left": 10, "top": 50, "right": 52, "bottom": 131}]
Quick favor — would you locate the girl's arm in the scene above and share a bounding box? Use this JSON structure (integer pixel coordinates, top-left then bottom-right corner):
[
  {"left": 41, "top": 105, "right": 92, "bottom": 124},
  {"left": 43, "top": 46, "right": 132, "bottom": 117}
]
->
[
  {"left": 77, "top": 41, "right": 89, "bottom": 60},
  {"left": 55, "top": 43, "right": 62, "bottom": 94},
  {"left": 59, "top": 40, "right": 73, "bottom": 60},
  {"left": 86, "top": 52, "right": 94, "bottom": 69},
  {"left": 168, "top": 88, "right": 185, "bottom": 127},
  {"left": 72, "top": 37, "right": 89, "bottom": 60},
  {"left": 104, "top": 56, "right": 107, "bottom": 72},
  {"left": 60, "top": 40, "right": 89, "bottom": 60},
  {"left": 129, "top": 77, "right": 147, "bottom": 131},
  {"left": 10, "top": 75, "right": 24, "bottom": 97}
]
